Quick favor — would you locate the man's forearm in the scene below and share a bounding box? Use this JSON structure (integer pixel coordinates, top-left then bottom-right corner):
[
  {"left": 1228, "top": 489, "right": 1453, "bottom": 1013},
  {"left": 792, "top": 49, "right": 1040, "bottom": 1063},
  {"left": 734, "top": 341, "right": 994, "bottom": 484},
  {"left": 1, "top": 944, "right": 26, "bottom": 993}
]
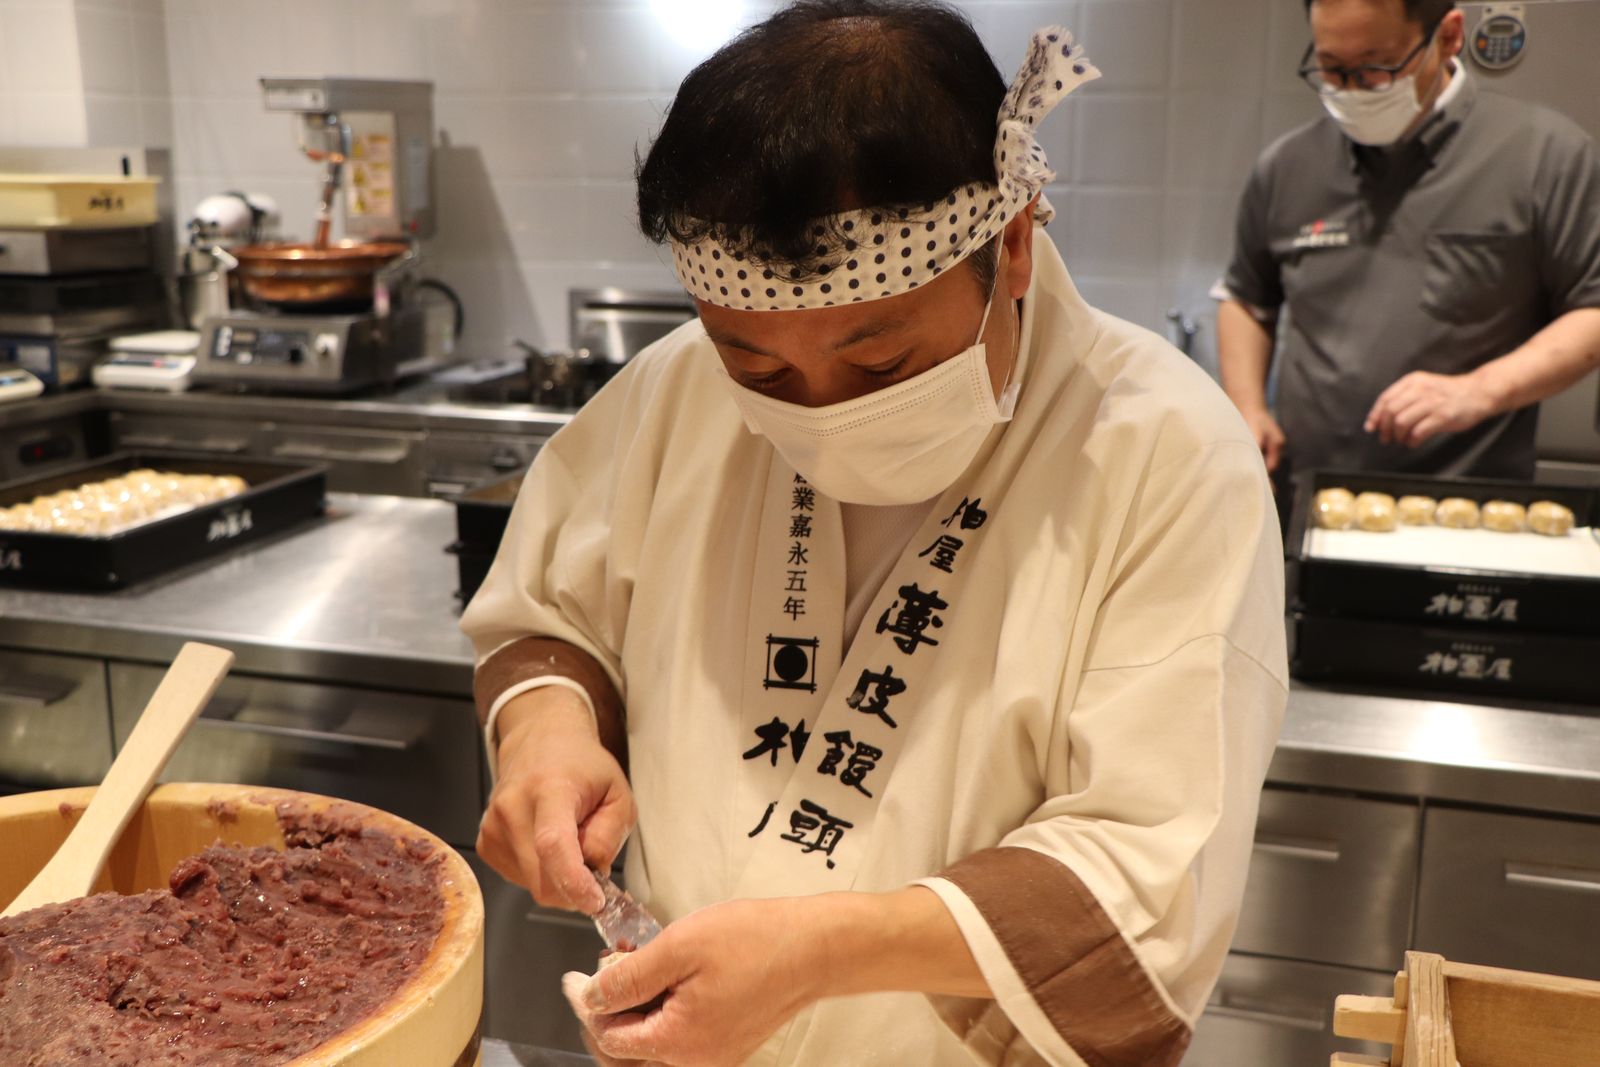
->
[
  {"left": 801, "top": 887, "right": 992, "bottom": 1001},
  {"left": 1216, "top": 299, "right": 1276, "bottom": 413},
  {"left": 1472, "top": 307, "right": 1600, "bottom": 415}
]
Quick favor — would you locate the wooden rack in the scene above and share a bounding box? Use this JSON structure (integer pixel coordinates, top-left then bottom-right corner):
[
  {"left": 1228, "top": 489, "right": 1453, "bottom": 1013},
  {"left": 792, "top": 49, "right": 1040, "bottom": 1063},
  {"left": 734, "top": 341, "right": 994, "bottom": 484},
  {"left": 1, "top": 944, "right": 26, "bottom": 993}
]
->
[{"left": 1332, "top": 951, "right": 1600, "bottom": 1066}]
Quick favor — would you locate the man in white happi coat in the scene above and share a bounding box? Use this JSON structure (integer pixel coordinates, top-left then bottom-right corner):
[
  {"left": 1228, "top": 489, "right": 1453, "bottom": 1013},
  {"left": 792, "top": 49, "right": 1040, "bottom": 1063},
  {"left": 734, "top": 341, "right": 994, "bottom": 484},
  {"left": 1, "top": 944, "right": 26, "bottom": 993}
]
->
[{"left": 462, "top": 3, "right": 1288, "bottom": 1064}]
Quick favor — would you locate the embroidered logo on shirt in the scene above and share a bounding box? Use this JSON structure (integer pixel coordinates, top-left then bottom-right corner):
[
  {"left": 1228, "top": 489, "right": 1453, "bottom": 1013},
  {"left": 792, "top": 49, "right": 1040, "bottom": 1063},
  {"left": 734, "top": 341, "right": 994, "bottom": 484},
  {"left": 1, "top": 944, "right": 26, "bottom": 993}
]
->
[{"left": 1292, "top": 218, "right": 1351, "bottom": 250}]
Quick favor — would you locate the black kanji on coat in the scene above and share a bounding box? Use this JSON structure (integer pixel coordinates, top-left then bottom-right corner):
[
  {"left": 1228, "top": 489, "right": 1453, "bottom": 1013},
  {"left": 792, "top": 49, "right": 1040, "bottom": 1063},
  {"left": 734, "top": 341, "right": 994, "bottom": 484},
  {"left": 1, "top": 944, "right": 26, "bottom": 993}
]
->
[
  {"left": 844, "top": 666, "right": 907, "bottom": 728},
  {"left": 941, "top": 496, "right": 988, "bottom": 530},
  {"left": 742, "top": 716, "right": 810, "bottom": 765},
  {"left": 780, "top": 799, "right": 855, "bottom": 868},
  {"left": 875, "top": 583, "right": 949, "bottom": 654}
]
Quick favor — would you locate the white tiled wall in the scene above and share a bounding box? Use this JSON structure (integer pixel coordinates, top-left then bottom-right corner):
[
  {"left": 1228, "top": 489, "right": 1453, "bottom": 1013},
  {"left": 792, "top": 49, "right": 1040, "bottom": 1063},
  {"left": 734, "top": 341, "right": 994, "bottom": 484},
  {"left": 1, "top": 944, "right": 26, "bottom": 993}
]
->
[
  {"left": 0, "top": 0, "right": 88, "bottom": 146},
  {"left": 0, "top": 0, "right": 1328, "bottom": 370}
]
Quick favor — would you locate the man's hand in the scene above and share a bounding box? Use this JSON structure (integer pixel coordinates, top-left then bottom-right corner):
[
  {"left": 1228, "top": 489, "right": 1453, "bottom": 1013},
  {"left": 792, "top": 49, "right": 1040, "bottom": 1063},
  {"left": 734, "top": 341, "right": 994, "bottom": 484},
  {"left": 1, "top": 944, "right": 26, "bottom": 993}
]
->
[
  {"left": 477, "top": 687, "right": 634, "bottom": 914},
  {"left": 1365, "top": 370, "right": 1499, "bottom": 448},
  {"left": 562, "top": 898, "right": 823, "bottom": 1067},
  {"left": 1238, "top": 405, "right": 1287, "bottom": 472}
]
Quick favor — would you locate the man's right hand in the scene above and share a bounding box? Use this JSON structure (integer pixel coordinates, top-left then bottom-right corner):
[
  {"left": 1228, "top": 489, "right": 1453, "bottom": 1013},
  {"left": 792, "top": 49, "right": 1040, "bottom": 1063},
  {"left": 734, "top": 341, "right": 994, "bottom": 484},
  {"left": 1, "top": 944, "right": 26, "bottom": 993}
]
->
[
  {"left": 1238, "top": 405, "right": 1287, "bottom": 473},
  {"left": 477, "top": 686, "right": 635, "bottom": 915}
]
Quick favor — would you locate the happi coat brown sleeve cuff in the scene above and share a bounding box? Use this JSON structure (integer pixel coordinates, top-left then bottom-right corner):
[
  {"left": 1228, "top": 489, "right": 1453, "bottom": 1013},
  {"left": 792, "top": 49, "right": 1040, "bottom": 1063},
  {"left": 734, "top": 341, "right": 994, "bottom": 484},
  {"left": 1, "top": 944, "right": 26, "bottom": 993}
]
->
[
  {"left": 474, "top": 635, "right": 628, "bottom": 763},
  {"left": 918, "top": 846, "right": 1191, "bottom": 1067}
]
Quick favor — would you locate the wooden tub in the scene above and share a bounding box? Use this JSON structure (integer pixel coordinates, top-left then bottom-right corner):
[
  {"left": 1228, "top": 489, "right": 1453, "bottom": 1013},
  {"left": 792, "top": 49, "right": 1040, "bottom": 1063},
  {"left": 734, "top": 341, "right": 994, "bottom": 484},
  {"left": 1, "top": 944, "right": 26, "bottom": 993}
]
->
[{"left": 0, "top": 782, "right": 484, "bottom": 1066}]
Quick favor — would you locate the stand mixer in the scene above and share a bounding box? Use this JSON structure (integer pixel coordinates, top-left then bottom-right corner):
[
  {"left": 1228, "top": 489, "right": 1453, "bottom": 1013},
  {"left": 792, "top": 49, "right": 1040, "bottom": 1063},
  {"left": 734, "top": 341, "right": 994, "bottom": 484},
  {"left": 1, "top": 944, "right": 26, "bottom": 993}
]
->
[{"left": 193, "top": 78, "right": 456, "bottom": 395}]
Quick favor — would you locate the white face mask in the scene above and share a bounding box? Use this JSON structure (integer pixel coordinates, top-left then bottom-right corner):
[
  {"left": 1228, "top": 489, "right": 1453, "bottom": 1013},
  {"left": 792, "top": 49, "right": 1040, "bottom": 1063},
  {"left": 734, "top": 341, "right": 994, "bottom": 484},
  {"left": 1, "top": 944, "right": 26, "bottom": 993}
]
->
[
  {"left": 717, "top": 287, "right": 1018, "bottom": 506},
  {"left": 1321, "top": 72, "right": 1427, "bottom": 146}
]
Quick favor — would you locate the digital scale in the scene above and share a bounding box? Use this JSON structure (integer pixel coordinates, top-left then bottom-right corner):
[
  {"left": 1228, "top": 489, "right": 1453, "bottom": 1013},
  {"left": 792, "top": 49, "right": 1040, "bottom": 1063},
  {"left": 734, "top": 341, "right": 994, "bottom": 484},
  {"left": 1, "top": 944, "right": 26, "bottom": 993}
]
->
[
  {"left": 1469, "top": 4, "right": 1528, "bottom": 71},
  {"left": 0, "top": 367, "right": 45, "bottom": 404},
  {"left": 93, "top": 330, "right": 200, "bottom": 392}
]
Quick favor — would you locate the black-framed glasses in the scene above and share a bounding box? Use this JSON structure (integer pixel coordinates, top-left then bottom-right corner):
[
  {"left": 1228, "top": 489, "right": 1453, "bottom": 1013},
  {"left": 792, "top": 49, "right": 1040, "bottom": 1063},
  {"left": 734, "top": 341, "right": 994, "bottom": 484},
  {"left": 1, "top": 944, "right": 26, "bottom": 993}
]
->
[{"left": 1297, "top": 24, "right": 1438, "bottom": 93}]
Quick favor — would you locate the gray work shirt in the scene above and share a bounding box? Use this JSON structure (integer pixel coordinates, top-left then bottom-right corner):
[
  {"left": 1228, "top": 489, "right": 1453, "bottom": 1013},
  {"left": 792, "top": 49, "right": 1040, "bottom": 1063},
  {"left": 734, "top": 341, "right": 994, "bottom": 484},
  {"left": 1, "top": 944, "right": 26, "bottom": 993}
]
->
[{"left": 1224, "top": 69, "right": 1600, "bottom": 479}]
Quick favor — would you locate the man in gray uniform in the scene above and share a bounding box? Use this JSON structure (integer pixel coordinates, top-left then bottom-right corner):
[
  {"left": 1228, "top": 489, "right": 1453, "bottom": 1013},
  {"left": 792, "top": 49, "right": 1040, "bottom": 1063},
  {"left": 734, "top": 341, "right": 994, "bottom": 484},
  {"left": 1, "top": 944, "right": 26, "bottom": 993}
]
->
[{"left": 1218, "top": 0, "right": 1600, "bottom": 479}]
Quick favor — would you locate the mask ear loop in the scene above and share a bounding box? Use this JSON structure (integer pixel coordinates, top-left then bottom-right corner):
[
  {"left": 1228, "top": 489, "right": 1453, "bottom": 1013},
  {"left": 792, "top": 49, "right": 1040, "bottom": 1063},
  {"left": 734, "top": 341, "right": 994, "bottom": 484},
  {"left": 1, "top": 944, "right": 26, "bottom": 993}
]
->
[{"left": 975, "top": 240, "right": 1022, "bottom": 419}]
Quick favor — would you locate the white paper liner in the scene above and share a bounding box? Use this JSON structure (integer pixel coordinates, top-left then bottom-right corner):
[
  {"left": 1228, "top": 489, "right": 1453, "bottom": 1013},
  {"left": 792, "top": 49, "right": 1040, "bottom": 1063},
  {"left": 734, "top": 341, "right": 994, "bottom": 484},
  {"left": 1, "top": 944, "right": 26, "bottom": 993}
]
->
[{"left": 1305, "top": 524, "right": 1600, "bottom": 579}]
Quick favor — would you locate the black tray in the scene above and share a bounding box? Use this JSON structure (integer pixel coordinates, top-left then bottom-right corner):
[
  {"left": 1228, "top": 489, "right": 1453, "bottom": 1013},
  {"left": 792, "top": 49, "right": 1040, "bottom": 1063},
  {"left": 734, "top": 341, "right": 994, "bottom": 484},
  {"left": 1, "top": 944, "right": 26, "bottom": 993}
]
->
[
  {"left": 1292, "top": 613, "right": 1600, "bottom": 707},
  {"left": 1287, "top": 470, "right": 1600, "bottom": 637},
  {"left": 449, "top": 468, "right": 524, "bottom": 602},
  {"left": 0, "top": 452, "right": 327, "bottom": 590}
]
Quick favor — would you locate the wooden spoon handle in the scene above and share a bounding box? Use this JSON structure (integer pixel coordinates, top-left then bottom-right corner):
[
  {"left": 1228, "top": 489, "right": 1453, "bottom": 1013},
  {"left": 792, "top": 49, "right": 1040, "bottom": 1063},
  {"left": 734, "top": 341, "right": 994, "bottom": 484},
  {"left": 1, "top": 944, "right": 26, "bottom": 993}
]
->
[{"left": 1, "top": 642, "right": 234, "bottom": 918}]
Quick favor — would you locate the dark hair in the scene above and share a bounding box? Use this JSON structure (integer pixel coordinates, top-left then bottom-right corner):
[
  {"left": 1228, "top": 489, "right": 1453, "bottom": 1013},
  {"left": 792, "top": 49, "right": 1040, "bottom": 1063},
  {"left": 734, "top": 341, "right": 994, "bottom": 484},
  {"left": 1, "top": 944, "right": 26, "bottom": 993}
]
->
[
  {"left": 636, "top": 0, "right": 1008, "bottom": 286},
  {"left": 1303, "top": 0, "right": 1456, "bottom": 29}
]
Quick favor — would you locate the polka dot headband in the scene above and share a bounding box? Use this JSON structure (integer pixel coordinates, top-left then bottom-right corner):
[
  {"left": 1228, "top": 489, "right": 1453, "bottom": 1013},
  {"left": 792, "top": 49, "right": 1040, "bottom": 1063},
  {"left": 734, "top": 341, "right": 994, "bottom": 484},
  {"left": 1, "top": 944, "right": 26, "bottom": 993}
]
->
[{"left": 671, "top": 26, "right": 1100, "bottom": 312}]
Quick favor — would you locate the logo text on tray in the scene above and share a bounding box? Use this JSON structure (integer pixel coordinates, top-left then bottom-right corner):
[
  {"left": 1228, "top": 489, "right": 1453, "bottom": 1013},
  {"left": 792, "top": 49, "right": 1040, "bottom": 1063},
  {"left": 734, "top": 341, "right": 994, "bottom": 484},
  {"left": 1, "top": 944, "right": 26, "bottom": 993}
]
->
[
  {"left": 1417, "top": 650, "right": 1513, "bottom": 681},
  {"left": 1423, "top": 593, "right": 1519, "bottom": 623},
  {"left": 206, "top": 509, "right": 254, "bottom": 543}
]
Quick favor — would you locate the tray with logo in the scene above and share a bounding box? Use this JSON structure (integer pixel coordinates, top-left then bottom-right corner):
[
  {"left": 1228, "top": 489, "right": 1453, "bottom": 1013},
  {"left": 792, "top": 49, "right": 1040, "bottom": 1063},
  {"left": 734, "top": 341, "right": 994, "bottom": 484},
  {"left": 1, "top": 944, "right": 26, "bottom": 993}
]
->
[
  {"left": 1287, "top": 470, "right": 1600, "bottom": 637},
  {"left": 1291, "top": 613, "right": 1600, "bottom": 707},
  {"left": 0, "top": 452, "right": 326, "bottom": 590},
  {"left": 447, "top": 468, "right": 523, "bottom": 604}
]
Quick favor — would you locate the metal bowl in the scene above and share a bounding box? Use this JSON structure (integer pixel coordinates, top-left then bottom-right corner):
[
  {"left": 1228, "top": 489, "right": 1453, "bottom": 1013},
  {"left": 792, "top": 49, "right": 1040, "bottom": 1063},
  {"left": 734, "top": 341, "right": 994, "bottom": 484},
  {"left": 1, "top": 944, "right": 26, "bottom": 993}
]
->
[{"left": 229, "top": 240, "right": 412, "bottom": 312}]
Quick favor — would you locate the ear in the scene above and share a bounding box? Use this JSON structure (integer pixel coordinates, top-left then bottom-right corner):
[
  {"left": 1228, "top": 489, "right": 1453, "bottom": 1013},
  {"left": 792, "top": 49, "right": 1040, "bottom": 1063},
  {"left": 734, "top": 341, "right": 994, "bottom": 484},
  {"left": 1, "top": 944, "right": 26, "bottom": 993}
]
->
[
  {"left": 1001, "top": 200, "right": 1039, "bottom": 301},
  {"left": 1437, "top": 8, "right": 1466, "bottom": 60}
]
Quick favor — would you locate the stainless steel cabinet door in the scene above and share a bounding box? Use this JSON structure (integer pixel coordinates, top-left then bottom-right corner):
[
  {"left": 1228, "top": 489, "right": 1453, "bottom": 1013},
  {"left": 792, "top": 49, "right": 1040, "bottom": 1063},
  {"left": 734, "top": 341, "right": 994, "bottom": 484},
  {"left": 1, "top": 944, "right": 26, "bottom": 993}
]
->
[
  {"left": 0, "top": 650, "right": 111, "bottom": 787},
  {"left": 1184, "top": 954, "right": 1394, "bottom": 1066},
  {"left": 469, "top": 851, "right": 597, "bottom": 1053},
  {"left": 109, "top": 664, "right": 481, "bottom": 846},
  {"left": 111, "top": 411, "right": 262, "bottom": 458},
  {"left": 1416, "top": 806, "right": 1600, "bottom": 980},
  {"left": 1233, "top": 788, "right": 1420, "bottom": 971}
]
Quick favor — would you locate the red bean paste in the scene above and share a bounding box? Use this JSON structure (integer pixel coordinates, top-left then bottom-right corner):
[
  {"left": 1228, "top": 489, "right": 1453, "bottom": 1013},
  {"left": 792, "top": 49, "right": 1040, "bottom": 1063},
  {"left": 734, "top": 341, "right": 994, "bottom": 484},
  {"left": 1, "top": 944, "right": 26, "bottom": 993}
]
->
[{"left": 0, "top": 803, "right": 444, "bottom": 1066}]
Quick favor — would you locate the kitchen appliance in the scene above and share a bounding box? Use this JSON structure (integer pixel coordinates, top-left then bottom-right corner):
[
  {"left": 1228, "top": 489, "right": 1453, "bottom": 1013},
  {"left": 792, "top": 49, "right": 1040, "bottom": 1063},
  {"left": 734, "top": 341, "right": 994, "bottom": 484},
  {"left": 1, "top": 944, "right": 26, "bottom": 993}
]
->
[
  {"left": 569, "top": 287, "right": 696, "bottom": 366},
  {"left": 193, "top": 78, "right": 449, "bottom": 395},
  {"left": 0, "top": 269, "right": 164, "bottom": 389},
  {"left": 0, "top": 226, "right": 155, "bottom": 276},
  {"left": 198, "top": 306, "right": 434, "bottom": 395},
  {"left": 443, "top": 288, "right": 694, "bottom": 409},
  {"left": 0, "top": 152, "right": 174, "bottom": 392},
  {"left": 93, "top": 330, "right": 200, "bottom": 393},
  {"left": 1458, "top": 2, "right": 1600, "bottom": 478},
  {"left": 176, "top": 193, "right": 279, "bottom": 331},
  {"left": 259, "top": 77, "right": 435, "bottom": 242},
  {"left": 0, "top": 368, "right": 43, "bottom": 404}
]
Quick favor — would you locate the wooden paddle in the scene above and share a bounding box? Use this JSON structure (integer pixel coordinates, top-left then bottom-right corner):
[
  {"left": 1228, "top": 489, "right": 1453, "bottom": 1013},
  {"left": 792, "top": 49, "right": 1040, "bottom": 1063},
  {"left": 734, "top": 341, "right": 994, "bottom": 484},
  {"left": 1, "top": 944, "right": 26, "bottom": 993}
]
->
[{"left": 1, "top": 641, "right": 235, "bottom": 918}]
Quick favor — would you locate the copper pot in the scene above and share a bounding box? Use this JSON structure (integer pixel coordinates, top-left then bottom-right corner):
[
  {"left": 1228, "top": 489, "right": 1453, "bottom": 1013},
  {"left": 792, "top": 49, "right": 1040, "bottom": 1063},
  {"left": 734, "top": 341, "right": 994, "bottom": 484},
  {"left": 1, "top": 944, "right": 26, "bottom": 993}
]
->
[{"left": 229, "top": 239, "right": 412, "bottom": 311}]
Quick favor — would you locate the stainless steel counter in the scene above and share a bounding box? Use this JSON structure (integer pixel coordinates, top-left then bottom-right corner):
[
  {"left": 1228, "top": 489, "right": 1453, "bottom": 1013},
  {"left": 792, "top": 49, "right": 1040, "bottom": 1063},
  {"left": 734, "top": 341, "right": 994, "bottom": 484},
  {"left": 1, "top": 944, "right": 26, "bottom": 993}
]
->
[
  {"left": 105, "top": 380, "right": 576, "bottom": 435},
  {"left": 1273, "top": 684, "right": 1600, "bottom": 818},
  {"left": 0, "top": 493, "right": 475, "bottom": 695},
  {"left": 0, "top": 493, "right": 1598, "bottom": 815},
  {"left": 0, "top": 382, "right": 573, "bottom": 437}
]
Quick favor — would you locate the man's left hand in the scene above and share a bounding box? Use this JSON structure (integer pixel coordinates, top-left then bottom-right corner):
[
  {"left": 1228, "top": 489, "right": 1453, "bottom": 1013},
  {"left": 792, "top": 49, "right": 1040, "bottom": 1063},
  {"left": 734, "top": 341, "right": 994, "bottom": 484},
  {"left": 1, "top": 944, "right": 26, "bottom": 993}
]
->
[
  {"left": 1365, "top": 370, "right": 1499, "bottom": 448},
  {"left": 562, "top": 897, "right": 823, "bottom": 1067}
]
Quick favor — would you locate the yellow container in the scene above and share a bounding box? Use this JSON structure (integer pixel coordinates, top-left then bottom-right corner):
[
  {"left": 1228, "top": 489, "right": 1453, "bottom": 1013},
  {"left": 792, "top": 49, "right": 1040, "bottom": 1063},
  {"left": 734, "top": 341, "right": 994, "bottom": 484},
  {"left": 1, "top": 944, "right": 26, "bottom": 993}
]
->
[{"left": 0, "top": 173, "right": 161, "bottom": 228}]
